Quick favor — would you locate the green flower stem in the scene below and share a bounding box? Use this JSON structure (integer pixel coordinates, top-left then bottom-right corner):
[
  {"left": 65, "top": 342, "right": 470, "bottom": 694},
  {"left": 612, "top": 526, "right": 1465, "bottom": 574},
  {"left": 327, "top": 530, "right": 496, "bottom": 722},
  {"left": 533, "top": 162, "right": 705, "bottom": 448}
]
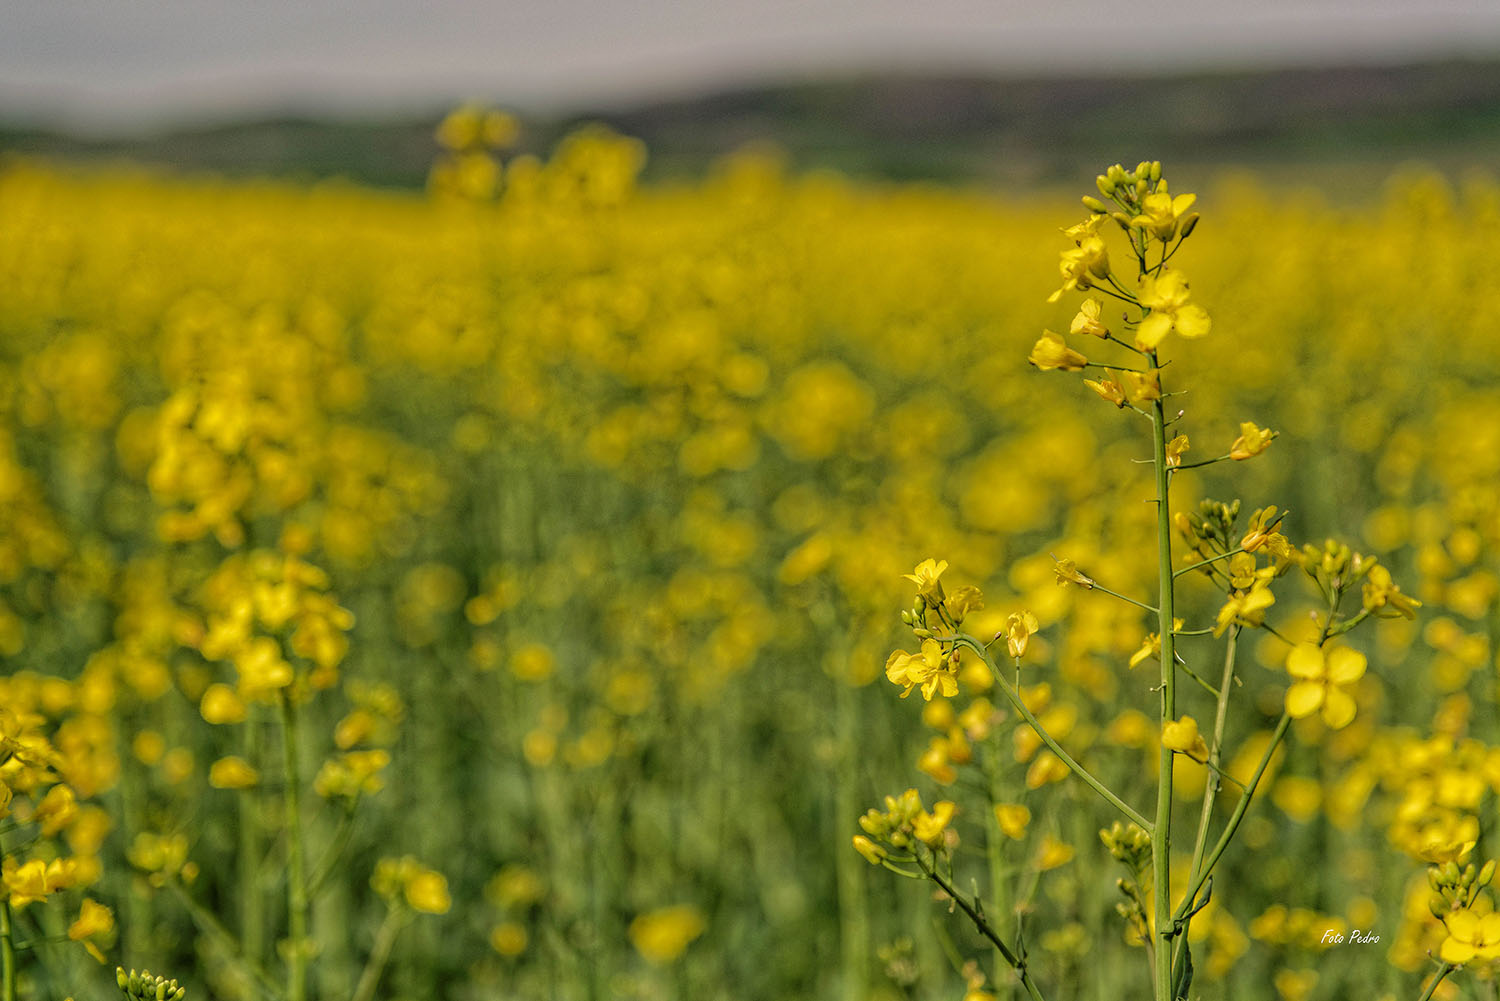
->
[
  {"left": 1417, "top": 963, "right": 1456, "bottom": 1001},
  {"left": 915, "top": 852, "right": 1046, "bottom": 1001},
  {"left": 957, "top": 636, "right": 1151, "bottom": 832},
  {"left": 350, "top": 905, "right": 408, "bottom": 1001},
  {"left": 1090, "top": 584, "right": 1158, "bottom": 615},
  {"left": 1173, "top": 547, "right": 1248, "bottom": 578},
  {"left": 280, "top": 693, "right": 310, "bottom": 1001},
  {"left": 1170, "top": 711, "right": 1291, "bottom": 929},
  {"left": 2, "top": 898, "right": 15, "bottom": 1001},
  {"left": 982, "top": 740, "right": 1011, "bottom": 987},
  {"left": 164, "top": 879, "right": 286, "bottom": 1001},
  {"left": 1171, "top": 627, "right": 1240, "bottom": 983},
  {"left": 1150, "top": 383, "right": 1178, "bottom": 1001}
]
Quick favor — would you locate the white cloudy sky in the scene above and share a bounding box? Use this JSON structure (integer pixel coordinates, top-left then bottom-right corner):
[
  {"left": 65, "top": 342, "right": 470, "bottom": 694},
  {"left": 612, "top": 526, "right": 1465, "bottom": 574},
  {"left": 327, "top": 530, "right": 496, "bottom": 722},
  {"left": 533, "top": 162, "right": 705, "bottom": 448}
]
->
[{"left": 6, "top": 0, "right": 1500, "bottom": 131}]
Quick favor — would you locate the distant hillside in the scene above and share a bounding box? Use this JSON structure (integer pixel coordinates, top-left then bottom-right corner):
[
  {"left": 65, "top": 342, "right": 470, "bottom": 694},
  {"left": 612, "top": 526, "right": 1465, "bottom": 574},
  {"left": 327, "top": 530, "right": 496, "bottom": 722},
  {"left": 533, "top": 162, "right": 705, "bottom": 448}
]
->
[{"left": 5, "top": 59, "right": 1500, "bottom": 191}]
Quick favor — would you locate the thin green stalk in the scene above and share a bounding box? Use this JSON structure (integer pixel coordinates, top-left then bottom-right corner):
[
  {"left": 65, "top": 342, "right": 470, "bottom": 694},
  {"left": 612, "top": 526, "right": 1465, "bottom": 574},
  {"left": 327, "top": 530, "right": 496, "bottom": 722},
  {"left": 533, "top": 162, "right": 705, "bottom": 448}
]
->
[
  {"left": 957, "top": 636, "right": 1151, "bottom": 832},
  {"left": 164, "top": 880, "right": 285, "bottom": 1001},
  {"left": 1150, "top": 386, "right": 1178, "bottom": 1001},
  {"left": 350, "top": 906, "right": 407, "bottom": 1001},
  {"left": 1171, "top": 712, "right": 1292, "bottom": 927},
  {"left": 1171, "top": 627, "right": 1239, "bottom": 984},
  {"left": 982, "top": 741, "right": 1011, "bottom": 992},
  {"left": 241, "top": 713, "right": 265, "bottom": 971},
  {"left": 917, "top": 853, "right": 1046, "bottom": 1001},
  {"left": 2, "top": 898, "right": 15, "bottom": 1001},
  {"left": 280, "top": 693, "right": 310, "bottom": 1001},
  {"left": 1417, "top": 963, "right": 1457, "bottom": 1001}
]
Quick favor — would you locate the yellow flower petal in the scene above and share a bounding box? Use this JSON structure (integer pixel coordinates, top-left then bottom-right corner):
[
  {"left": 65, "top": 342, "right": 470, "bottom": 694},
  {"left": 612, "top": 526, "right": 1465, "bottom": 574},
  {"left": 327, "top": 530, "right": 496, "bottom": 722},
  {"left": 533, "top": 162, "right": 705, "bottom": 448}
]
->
[
  {"left": 1285, "top": 643, "right": 1324, "bottom": 681},
  {"left": 1134, "top": 312, "right": 1173, "bottom": 350},
  {"left": 1285, "top": 681, "right": 1325, "bottom": 719},
  {"left": 1320, "top": 688, "right": 1357, "bottom": 730},
  {"left": 1325, "top": 646, "right": 1367, "bottom": 685}
]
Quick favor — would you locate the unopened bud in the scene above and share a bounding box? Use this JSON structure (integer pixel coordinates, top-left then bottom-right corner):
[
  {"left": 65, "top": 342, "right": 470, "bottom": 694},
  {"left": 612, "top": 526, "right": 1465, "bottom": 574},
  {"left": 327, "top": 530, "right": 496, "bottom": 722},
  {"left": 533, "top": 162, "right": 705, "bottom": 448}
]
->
[
  {"left": 1149, "top": 161, "right": 1162, "bottom": 183},
  {"left": 1096, "top": 175, "right": 1115, "bottom": 197},
  {"left": 1111, "top": 211, "right": 1132, "bottom": 231},
  {"left": 1430, "top": 894, "right": 1450, "bottom": 920},
  {"left": 1481, "top": 860, "right": 1495, "bottom": 887},
  {"left": 1179, "top": 213, "right": 1199, "bottom": 239},
  {"left": 900, "top": 610, "right": 912, "bottom": 625},
  {"left": 912, "top": 628, "right": 932, "bottom": 639},
  {"left": 1082, "top": 195, "right": 1109, "bottom": 213},
  {"left": 1429, "top": 867, "right": 1446, "bottom": 892}
]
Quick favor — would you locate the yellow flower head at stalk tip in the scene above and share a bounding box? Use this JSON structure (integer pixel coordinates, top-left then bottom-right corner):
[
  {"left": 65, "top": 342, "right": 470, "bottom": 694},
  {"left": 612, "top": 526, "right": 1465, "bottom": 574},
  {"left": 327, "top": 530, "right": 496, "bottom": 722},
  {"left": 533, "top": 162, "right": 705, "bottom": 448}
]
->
[
  {"left": 1084, "top": 372, "right": 1127, "bottom": 407},
  {"left": 1229, "top": 422, "right": 1275, "bottom": 461},
  {"left": 1028, "top": 331, "right": 1087, "bottom": 372},
  {"left": 1240, "top": 505, "right": 1286, "bottom": 553},
  {"left": 1442, "top": 909, "right": 1500, "bottom": 965},
  {"left": 1133, "top": 268, "right": 1210, "bottom": 349},
  {"left": 1052, "top": 558, "right": 1095, "bottom": 589},
  {"left": 68, "top": 898, "right": 114, "bottom": 963},
  {"left": 1161, "top": 715, "right": 1209, "bottom": 761},
  {"left": 1284, "top": 643, "right": 1367, "bottom": 730},
  {"left": 912, "top": 800, "right": 957, "bottom": 847},
  {"left": 1070, "top": 298, "right": 1110, "bottom": 338},
  {"left": 1004, "top": 611, "right": 1040, "bottom": 659},
  {"left": 885, "top": 639, "right": 958, "bottom": 701},
  {"left": 946, "top": 584, "right": 985, "bottom": 623},
  {"left": 629, "top": 905, "right": 706, "bottom": 964},
  {"left": 1213, "top": 580, "right": 1275, "bottom": 637},
  {"left": 1132, "top": 186, "right": 1197, "bottom": 240},
  {"left": 903, "top": 558, "right": 948, "bottom": 601},
  {"left": 994, "top": 803, "right": 1031, "bottom": 840},
  {"left": 852, "top": 835, "right": 887, "bottom": 865},
  {"left": 1362, "top": 563, "right": 1422, "bottom": 619}
]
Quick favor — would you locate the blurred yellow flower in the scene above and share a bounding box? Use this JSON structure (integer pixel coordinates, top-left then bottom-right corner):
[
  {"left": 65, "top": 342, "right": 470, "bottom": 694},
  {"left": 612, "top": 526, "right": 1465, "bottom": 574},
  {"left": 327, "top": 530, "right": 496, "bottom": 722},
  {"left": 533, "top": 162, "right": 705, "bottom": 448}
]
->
[{"left": 629, "top": 905, "right": 706, "bottom": 963}]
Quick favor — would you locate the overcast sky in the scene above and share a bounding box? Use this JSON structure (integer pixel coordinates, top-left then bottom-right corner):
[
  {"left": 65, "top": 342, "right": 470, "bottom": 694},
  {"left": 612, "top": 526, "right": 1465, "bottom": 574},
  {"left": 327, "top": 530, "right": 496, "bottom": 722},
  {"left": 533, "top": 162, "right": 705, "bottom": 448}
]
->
[{"left": 6, "top": 0, "right": 1500, "bottom": 133}]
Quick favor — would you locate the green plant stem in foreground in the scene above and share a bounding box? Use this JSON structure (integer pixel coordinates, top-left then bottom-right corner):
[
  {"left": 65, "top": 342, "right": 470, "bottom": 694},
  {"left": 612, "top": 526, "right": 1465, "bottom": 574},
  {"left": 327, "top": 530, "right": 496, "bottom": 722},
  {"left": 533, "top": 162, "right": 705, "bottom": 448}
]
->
[
  {"left": 916, "top": 853, "right": 1046, "bottom": 1001},
  {"left": 2, "top": 899, "right": 15, "bottom": 1001},
  {"left": 955, "top": 636, "right": 1151, "bottom": 832},
  {"left": 1151, "top": 390, "right": 1178, "bottom": 1001},
  {"left": 1417, "top": 963, "right": 1457, "bottom": 1001},
  {"left": 281, "top": 694, "right": 310, "bottom": 1001},
  {"left": 350, "top": 907, "right": 408, "bottom": 1001},
  {"left": 1171, "top": 628, "right": 1240, "bottom": 985}
]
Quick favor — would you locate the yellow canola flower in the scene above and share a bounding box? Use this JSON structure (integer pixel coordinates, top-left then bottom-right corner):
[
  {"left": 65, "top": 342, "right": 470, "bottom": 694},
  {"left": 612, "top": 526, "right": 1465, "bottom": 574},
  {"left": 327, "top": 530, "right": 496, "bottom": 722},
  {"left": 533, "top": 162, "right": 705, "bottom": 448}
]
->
[
  {"left": 1284, "top": 643, "right": 1367, "bottom": 729},
  {"left": 1005, "top": 611, "right": 1040, "bottom": 659},
  {"left": 1229, "top": 422, "right": 1275, "bottom": 461},
  {"left": 994, "top": 803, "right": 1031, "bottom": 839},
  {"left": 885, "top": 639, "right": 958, "bottom": 701},
  {"left": 1069, "top": 298, "right": 1109, "bottom": 338},
  {"left": 1214, "top": 581, "right": 1275, "bottom": 637},
  {"left": 404, "top": 867, "right": 452, "bottom": 914},
  {"left": 902, "top": 558, "right": 948, "bottom": 600},
  {"left": 1161, "top": 715, "right": 1209, "bottom": 761},
  {"left": 1036, "top": 835, "right": 1075, "bottom": 871},
  {"left": 1362, "top": 564, "right": 1422, "bottom": 619},
  {"left": 912, "top": 800, "right": 957, "bottom": 847},
  {"left": 1165, "top": 434, "right": 1190, "bottom": 468},
  {"left": 3, "top": 858, "right": 50, "bottom": 907},
  {"left": 629, "top": 905, "right": 706, "bottom": 964},
  {"left": 1442, "top": 909, "right": 1500, "bottom": 964},
  {"left": 199, "top": 684, "right": 248, "bottom": 725},
  {"left": 208, "top": 756, "right": 260, "bottom": 789},
  {"left": 852, "top": 835, "right": 886, "bottom": 864},
  {"left": 1047, "top": 217, "right": 1112, "bottom": 303},
  {"left": 1134, "top": 269, "right": 1210, "bottom": 349},
  {"left": 1028, "top": 331, "right": 1088, "bottom": 372},
  {"left": 1133, "top": 188, "right": 1197, "bottom": 240},
  {"left": 69, "top": 898, "right": 114, "bottom": 963}
]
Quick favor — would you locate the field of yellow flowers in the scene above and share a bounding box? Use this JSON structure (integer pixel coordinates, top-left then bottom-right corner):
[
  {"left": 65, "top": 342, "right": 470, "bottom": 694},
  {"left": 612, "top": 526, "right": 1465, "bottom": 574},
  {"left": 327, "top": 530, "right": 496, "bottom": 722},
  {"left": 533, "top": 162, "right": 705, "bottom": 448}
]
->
[{"left": 1, "top": 120, "right": 1499, "bottom": 1001}]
